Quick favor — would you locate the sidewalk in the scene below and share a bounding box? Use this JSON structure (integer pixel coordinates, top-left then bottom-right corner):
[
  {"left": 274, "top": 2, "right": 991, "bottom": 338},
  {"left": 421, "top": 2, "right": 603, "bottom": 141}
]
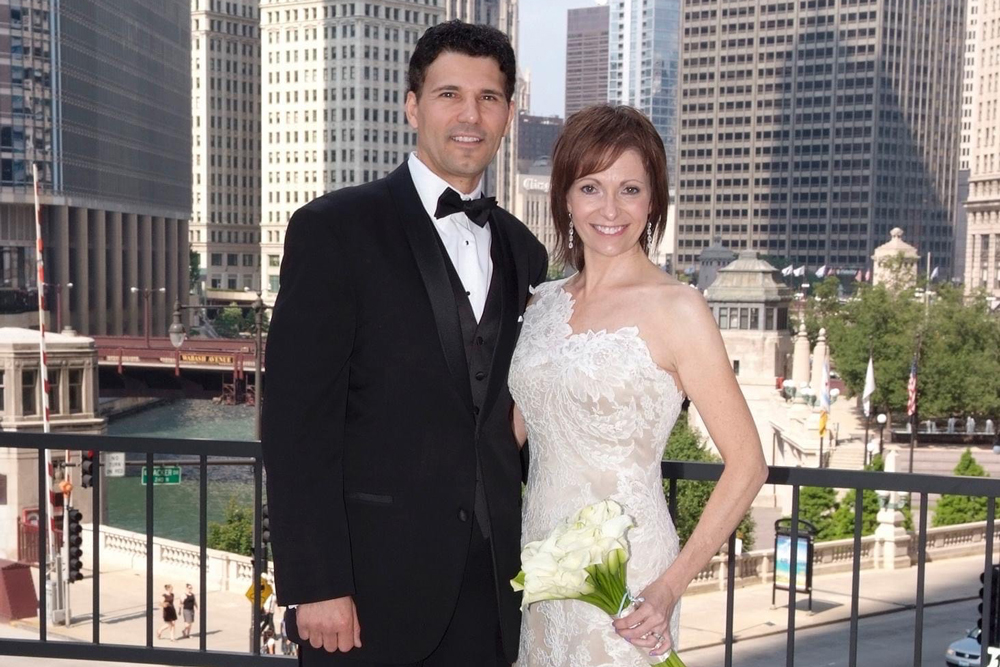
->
[
  {"left": 676, "top": 553, "right": 983, "bottom": 650},
  {"left": 3, "top": 553, "right": 985, "bottom": 656}
]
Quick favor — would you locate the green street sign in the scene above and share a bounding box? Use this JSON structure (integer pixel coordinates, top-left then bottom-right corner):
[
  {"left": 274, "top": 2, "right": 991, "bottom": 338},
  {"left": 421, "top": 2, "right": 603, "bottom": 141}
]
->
[{"left": 141, "top": 465, "right": 182, "bottom": 485}]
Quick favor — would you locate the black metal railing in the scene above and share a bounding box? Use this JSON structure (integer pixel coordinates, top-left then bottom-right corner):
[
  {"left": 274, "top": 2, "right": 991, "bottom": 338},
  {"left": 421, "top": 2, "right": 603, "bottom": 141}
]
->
[
  {"left": 663, "top": 461, "right": 1000, "bottom": 667},
  {"left": 1, "top": 432, "right": 998, "bottom": 666},
  {"left": 0, "top": 431, "right": 283, "bottom": 667}
]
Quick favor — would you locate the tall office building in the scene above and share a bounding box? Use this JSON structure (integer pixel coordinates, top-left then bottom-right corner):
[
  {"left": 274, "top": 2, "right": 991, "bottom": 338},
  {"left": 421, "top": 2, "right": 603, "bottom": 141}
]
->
[
  {"left": 956, "top": 0, "right": 980, "bottom": 283},
  {"left": 964, "top": 0, "right": 1000, "bottom": 307},
  {"left": 518, "top": 113, "right": 562, "bottom": 162},
  {"left": 445, "top": 0, "right": 519, "bottom": 212},
  {"left": 191, "top": 0, "right": 262, "bottom": 304},
  {"left": 0, "top": 0, "right": 191, "bottom": 336},
  {"left": 608, "top": 0, "right": 681, "bottom": 178},
  {"left": 259, "top": 0, "right": 444, "bottom": 303},
  {"left": 675, "top": 1, "right": 965, "bottom": 277},
  {"left": 565, "top": 4, "right": 610, "bottom": 118}
]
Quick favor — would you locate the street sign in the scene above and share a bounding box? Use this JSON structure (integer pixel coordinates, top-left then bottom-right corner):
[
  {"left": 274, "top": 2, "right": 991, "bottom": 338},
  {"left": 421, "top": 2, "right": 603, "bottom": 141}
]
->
[
  {"left": 105, "top": 452, "right": 125, "bottom": 478},
  {"left": 140, "top": 465, "right": 182, "bottom": 485},
  {"left": 245, "top": 577, "right": 272, "bottom": 605}
]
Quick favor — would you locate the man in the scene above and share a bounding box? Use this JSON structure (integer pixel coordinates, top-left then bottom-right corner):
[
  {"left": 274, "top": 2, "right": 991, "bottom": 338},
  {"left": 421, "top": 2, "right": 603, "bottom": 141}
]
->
[{"left": 262, "top": 20, "right": 548, "bottom": 667}]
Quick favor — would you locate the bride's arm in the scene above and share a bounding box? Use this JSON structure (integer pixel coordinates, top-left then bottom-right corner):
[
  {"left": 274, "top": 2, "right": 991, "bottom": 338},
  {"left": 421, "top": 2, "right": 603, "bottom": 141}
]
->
[
  {"left": 616, "top": 285, "right": 768, "bottom": 653},
  {"left": 512, "top": 404, "right": 527, "bottom": 450}
]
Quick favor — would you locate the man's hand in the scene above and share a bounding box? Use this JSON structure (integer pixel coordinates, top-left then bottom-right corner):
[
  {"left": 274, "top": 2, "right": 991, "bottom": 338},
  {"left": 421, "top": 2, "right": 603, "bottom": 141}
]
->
[{"left": 296, "top": 596, "right": 362, "bottom": 653}]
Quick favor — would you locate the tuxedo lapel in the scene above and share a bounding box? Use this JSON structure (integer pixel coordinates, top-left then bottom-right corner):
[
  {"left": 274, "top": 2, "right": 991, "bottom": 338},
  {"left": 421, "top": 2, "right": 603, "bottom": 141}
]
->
[
  {"left": 478, "top": 212, "right": 519, "bottom": 431},
  {"left": 386, "top": 164, "right": 475, "bottom": 416}
]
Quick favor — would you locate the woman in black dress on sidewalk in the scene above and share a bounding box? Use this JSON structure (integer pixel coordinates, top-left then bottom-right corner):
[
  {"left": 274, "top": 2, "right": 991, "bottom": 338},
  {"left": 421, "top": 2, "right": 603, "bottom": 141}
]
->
[{"left": 156, "top": 584, "right": 177, "bottom": 641}]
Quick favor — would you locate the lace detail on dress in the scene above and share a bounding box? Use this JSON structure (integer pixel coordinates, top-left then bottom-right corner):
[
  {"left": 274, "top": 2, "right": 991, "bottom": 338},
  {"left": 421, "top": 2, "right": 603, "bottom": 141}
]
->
[{"left": 510, "top": 279, "right": 685, "bottom": 667}]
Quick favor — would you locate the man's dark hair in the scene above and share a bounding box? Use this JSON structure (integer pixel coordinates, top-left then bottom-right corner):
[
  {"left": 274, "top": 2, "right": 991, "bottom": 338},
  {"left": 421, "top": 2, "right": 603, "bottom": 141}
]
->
[{"left": 407, "top": 20, "right": 516, "bottom": 102}]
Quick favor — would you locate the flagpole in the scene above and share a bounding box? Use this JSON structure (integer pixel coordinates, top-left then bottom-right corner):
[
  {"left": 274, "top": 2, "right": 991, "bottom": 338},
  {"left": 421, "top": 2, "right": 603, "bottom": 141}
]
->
[
  {"left": 33, "top": 163, "right": 56, "bottom": 599},
  {"left": 909, "top": 339, "right": 921, "bottom": 476}
]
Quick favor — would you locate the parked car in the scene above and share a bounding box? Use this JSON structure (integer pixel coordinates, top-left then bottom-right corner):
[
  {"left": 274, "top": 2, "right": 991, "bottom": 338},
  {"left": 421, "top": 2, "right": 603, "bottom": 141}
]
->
[{"left": 945, "top": 628, "right": 980, "bottom": 667}]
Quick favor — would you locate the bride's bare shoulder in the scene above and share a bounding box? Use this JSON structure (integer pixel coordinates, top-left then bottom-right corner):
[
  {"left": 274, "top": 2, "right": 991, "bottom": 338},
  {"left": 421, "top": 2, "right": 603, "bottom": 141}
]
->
[{"left": 645, "top": 279, "right": 714, "bottom": 329}]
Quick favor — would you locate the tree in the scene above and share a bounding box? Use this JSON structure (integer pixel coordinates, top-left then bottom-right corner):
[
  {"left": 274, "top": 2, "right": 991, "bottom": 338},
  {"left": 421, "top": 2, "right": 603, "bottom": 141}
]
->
[
  {"left": 920, "top": 285, "right": 1000, "bottom": 418},
  {"left": 796, "top": 275, "right": 843, "bottom": 344},
  {"left": 189, "top": 251, "right": 201, "bottom": 292},
  {"left": 662, "top": 413, "right": 756, "bottom": 550},
  {"left": 797, "top": 485, "right": 839, "bottom": 541},
  {"left": 207, "top": 498, "right": 253, "bottom": 556},
  {"left": 212, "top": 304, "right": 246, "bottom": 338},
  {"left": 825, "top": 454, "right": 912, "bottom": 539},
  {"left": 932, "top": 448, "right": 989, "bottom": 527}
]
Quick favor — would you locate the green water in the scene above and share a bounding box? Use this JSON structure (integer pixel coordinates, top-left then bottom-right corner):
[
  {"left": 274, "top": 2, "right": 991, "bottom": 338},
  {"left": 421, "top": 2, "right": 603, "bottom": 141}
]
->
[{"left": 105, "top": 400, "right": 258, "bottom": 545}]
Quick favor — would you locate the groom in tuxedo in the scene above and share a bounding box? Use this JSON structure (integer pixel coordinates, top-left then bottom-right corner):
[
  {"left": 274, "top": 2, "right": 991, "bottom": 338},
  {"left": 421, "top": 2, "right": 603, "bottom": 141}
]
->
[{"left": 262, "top": 20, "right": 547, "bottom": 667}]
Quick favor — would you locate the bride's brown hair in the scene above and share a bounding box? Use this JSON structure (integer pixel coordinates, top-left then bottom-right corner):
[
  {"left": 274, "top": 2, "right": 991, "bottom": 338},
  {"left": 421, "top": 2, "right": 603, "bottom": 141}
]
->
[{"left": 550, "top": 105, "right": 670, "bottom": 271}]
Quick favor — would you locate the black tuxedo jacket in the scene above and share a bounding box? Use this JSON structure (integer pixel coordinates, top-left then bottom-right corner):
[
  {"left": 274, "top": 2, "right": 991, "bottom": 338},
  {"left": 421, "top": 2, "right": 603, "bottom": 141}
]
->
[{"left": 261, "top": 162, "right": 547, "bottom": 664}]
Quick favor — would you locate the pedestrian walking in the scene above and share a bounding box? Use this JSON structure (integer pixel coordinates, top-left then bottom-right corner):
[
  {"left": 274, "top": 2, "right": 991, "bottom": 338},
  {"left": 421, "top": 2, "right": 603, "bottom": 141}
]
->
[
  {"left": 156, "top": 584, "right": 177, "bottom": 641},
  {"left": 181, "top": 583, "right": 198, "bottom": 639}
]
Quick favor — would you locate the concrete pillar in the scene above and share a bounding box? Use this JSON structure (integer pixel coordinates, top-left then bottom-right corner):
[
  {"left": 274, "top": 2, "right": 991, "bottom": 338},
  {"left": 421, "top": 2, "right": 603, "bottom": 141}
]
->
[
  {"left": 92, "top": 210, "right": 107, "bottom": 335},
  {"left": 791, "top": 321, "right": 811, "bottom": 395},
  {"left": 51, "top": 206, "right": 71, "bottom": 331},
  {"left": 179, "top": 218, "right": 190, "bottom": 302},
  {"left": 153, "top": 217, "right": 167, "bottom": 338},
  {"left": 70, "top": 208, "right": 90, "bottom": 334},
  {"left": 139, "top": 215, "right": 153, "bottom": 339},
  {"left": 124, "top": 213, "right": 139, "bottom": 336},
  {"left": 108, "top": 211, "right": 123, "bottom": 335},
  {"left": 165, "top": 218, "right": 179, "bottom": 323},
  {"left": 810, "top": 328, "right": 828, "bottom": 394}
]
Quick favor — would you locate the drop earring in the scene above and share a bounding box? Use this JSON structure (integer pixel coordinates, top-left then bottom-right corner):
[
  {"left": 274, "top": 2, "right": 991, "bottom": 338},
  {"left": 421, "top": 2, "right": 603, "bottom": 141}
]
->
[
  {"left": 646, "top": 219, "right": 653, "bottom": 254},
  {"left": 568, "top": 213, "right": 575, "bottom": 249}
]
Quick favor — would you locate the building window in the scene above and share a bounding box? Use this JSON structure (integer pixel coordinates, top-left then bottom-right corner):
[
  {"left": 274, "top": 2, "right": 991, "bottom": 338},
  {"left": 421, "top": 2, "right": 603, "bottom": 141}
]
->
[
  {"left": 750, "top": 308, "right": 760, "bottom": 330},
  {"left": 227, "top": 275, "right": 238, "bottom": 290},
  {"left": 269, "top": 275, "right": 280, "bottom": 292},
  {"left": 22, "top": 369, "right": 37, "bottom": 416},
  {"left": 719, "top": 308, "right": 728, "bottom": 329},
  {"left": 243, "top": 254, "right": 255, "bottom": 267},
  {"left": 268, "top": 255, "right": 281, "bottom": 267},
  {"left": 766, "top": 307, "right": 775, "bottom": 331},
  {"left": 0, "top": 370, "right": 5, "bottom": 414},
  {"left": 733, "top": 360, "right": 740, "bottom": 376},
  {"left": 211, "top": 253, "right": 223, "bottom": 266},
  {"left": 211, "top": 275, "right": 222, "bottom": 289},
  {"left": 777, "top": 308, "right": 789, "bottom": 331},
  {"left": 739, "top": 308, "right": 749, "bottom": 330},
  {"left": 68, "top": 369, "right": 83, "bottom": 414},
  {"left": 227, "top": 253, "right": 239, "bottom": 266},
  {"left": 47, "top": 370, "right": 60, "bottom": 415}
]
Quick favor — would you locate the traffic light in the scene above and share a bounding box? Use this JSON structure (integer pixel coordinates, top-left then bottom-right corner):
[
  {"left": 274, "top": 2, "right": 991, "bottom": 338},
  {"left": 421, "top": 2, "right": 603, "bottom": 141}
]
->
[
  {"left": 66, "top": 506, "right": 84, "bottom": 583},
  {"left": 80, "top": 450, "right": 95, "bottom": 489},
  {"left": 261, "top": 504, "right": 270, "bottom": 548}
]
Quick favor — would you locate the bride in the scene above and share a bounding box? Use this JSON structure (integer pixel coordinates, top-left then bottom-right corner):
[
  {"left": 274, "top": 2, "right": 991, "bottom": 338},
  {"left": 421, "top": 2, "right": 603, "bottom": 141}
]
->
[{"left": 509, "top": 105, "right": 767, "bottom": 665}]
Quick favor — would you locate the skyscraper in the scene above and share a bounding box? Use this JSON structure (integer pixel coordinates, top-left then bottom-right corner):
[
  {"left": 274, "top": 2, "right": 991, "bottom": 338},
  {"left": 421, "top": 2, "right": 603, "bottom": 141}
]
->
[
  {"left": 675, "top": 1, "right": 965, "bottom": 277},
  {"left": 1, "top": 0, "right": 191, "bottom": 336},
  {"left": 565, "top": 4, "right": 610, "bottom": 118},
  {"left": 608, "top": 0, "right": 681, "bottom": 177},
  {"left": 964, "top": 0, "right": 1000, "bottom": 307},
  {"left": 259, "top": 0, "right": 443, "bottom": 303},
  {"left": 191, "top": 0, "right": 262, "bottom": 302},
  {"left": 956, "top": 0, "right": 981, "bottom": 282}
]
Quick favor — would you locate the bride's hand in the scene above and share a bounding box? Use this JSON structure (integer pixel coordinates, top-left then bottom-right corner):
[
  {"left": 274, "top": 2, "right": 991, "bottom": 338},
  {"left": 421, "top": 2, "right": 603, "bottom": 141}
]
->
[{"left": 611, "top": 578, "right": 678, "bottom": 656}]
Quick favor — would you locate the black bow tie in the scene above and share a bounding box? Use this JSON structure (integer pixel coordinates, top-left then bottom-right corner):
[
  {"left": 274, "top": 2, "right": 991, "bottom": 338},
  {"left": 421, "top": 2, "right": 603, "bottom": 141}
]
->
[{"left": 434, "top": 188, "right": 497, "bottom": 227}]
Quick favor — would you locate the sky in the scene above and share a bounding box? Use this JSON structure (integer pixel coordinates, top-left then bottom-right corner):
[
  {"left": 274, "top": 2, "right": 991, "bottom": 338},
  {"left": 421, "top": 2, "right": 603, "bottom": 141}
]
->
[{"left": 519, "top": 0, "right": 603, "bottom": 118}]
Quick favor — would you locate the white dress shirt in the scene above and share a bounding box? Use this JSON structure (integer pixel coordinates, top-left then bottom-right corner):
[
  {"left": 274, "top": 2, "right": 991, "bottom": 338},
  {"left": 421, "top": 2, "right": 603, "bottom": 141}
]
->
[{"left": 408, "top": 152, "right": 493, "bottom": 322}]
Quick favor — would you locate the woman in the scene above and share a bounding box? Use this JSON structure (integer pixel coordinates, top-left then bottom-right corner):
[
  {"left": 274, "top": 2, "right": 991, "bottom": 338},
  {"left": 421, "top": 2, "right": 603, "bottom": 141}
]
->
[
  {"left": 156, "top": 584, "right": 177, "bottom": 641},
  {"left": 180, "top": 583, "right": 197, "bottom": 639},
  {"left": 509, "top": 105, "right": 768, "bottom": 665}
]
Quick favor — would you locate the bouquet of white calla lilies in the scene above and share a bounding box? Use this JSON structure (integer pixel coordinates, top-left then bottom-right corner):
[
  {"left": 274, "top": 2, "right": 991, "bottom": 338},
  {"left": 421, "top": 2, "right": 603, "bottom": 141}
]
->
[{"left": 511, "top": 499, "right": 686, "bottom": 667}]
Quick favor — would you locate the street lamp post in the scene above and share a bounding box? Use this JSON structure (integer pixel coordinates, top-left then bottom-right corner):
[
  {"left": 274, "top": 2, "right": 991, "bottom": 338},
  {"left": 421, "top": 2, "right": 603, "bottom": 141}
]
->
[
  {"left": 877, "top": 413, "right": 888, "bottom": 459},
  {"left": 130, "top": 286, "right": 166, "bottom": 348}
]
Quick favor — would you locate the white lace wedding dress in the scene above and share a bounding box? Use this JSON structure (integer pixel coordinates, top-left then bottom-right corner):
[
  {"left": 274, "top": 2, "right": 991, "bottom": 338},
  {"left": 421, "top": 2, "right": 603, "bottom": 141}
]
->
[{"left": 509, "top": 278, "right": 685, "bottom": 667}]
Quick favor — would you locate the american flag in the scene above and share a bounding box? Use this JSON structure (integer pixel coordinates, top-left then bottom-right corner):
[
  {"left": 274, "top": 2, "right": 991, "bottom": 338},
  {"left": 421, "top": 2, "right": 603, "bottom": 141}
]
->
[{"left": 906, "top": 356, "right": 918, "bottom": 417}]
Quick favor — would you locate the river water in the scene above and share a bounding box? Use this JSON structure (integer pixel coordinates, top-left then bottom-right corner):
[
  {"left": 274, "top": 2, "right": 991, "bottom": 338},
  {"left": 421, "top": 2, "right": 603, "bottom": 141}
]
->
[{"left": 105, "top": 399, "right": 258, "bottom": 545}]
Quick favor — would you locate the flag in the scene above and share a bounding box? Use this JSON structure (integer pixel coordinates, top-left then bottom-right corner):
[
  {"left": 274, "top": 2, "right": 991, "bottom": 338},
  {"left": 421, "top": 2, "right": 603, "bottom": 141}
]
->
[
  {"left": 930, "top": 266, "right": 939, "bottom": 281},
  {"left": 793, "top": 266, "right": 806, "bottom": 277},
  {"left": 906, "top": 356, "right": 918, "bottom": 417},
  {"left": 781, "top": 265, "right": 793, "bottom": 277},
  {"left": 818, "top": 360, "right": 831, "bottom": 437},
  {"left": 815, "top": 265, "right": 828, "bottom": 278},
  {"left": 864, "top": 268, "right": 871, "bottom": 282},
  {"left": 862, "top": 355, "right": 875, "bottom": 418},
  {"left": 855, "top": 269, "right": 863, "bottom": 282}
]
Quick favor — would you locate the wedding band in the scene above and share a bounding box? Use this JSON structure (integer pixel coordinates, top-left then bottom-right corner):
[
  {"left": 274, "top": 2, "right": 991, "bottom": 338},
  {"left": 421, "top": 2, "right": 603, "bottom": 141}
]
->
[
  {"left": 653, "top": 632, "right": 665, "bottom": 642},
  {"left": 633, "top": 596, "right": 645, "bottom": 604}
]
